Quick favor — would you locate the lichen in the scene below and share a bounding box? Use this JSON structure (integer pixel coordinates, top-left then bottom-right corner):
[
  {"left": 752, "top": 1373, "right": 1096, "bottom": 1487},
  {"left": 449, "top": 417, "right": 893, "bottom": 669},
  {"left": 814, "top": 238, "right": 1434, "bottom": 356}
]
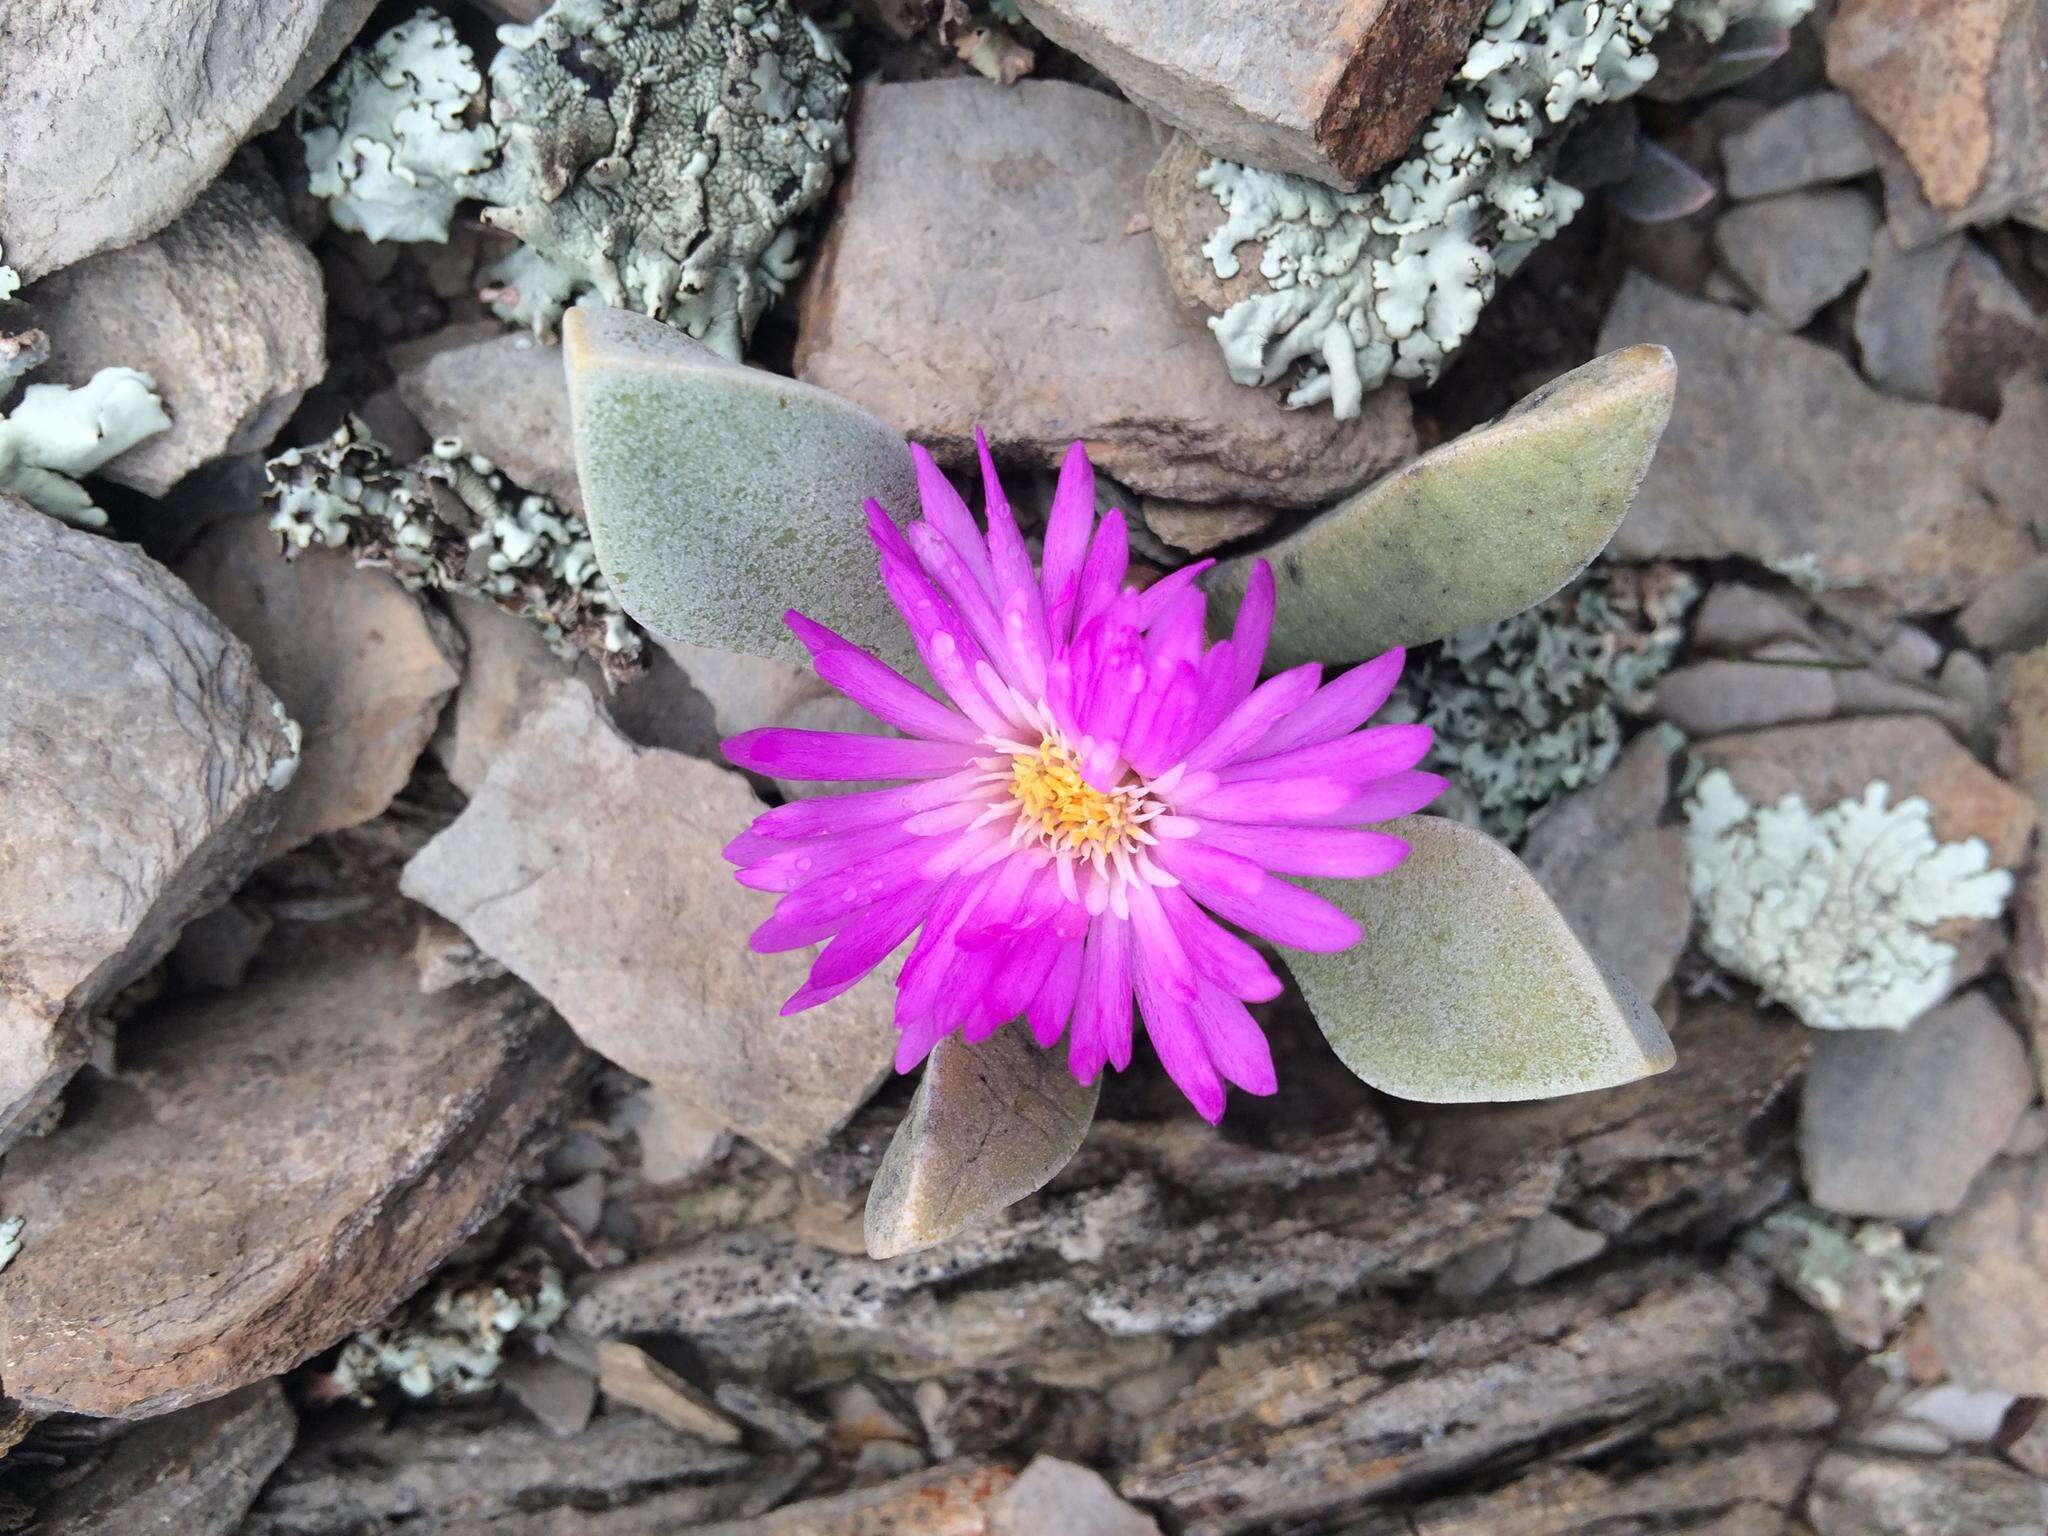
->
[
  {"left": 267, "top": 702, "right": 305, "bottom": 792},
  {"left": 1672, "top": 0, "right": 1814, "bottom": 44},
  {"left": 1387, "top": 565, "right": 1695, "bottom": 845},
  {"left": 299, "top": 11, "right": 500, "bottom": 244},
  {"left": 1189, "top": 0, "right": 1680, "bottom": 416},
  {"left": 264, "top": 418, "right": 646, "bottom": 682},
  {"left": 1685, "top": 769, "right": 2013, "bottom": 1031},
  {"left": 300, "top": 0, "right": 851, "bottom": 356},
  {"left": 1742, "top": 1203, "right": 1934, "bottom": 1348},
  {"left": 0, "top": 243, "right": 19, "bottom": 304},
  {"left": 0, "top": 1217, "right": 22, "bottom": 1274},
  {"left": 329, "top": 1255, "right": 568, "bottom": 1402},
  {"left": 0, "top": 367, "right": 171, "bottom": 526}
]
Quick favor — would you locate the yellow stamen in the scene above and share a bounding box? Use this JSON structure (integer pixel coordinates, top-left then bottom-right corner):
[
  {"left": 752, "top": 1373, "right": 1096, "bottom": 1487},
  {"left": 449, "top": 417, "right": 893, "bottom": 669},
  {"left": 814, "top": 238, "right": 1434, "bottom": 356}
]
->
[{"left": 1009, "top": 738, "right": 1130, "bottom": 852}]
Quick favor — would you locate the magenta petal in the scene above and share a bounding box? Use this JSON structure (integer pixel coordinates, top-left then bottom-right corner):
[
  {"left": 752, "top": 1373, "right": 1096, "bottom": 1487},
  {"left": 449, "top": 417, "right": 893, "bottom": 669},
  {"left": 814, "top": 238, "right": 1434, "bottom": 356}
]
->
[
  {"left": 911, "top": 442, "right": 997, "bottom": 598},
  {"left": 784, "top": 610, "right": 982, "bottom": 744},
  {"left": 1218, "top": 722, "right": 1435, "bottom": 786},
  {"left": 1071, "top": 508, "right": 1129, "bottom": 636},
  {"left": 752, "top": 776, "right": 968, "bottom": 840},
  {"left": 1027, "top": 935, "right": 1086, "bottom": 1047},
  {"left": 1181, "top": 662, "right": 1323, "bottom": 772},
  {"left": 1192, "top": 987, "right": 1277, "bottom": 1096},
  {"left": 1159, "top": 842, "right": 1363, "bottom": 952},
  {"left": 1248, "top": 648, "right": 1407, "bottom": 758},
  {"left": 1180, "top": 775, "right": 1358, "bottom": 823},
  {"left": 1159, "top": 887, "right": 1282, "bottom": 1002},
  {"left": 723, "top": 728, "right": 973, "bottom": 782},
  {"left": 1228, "top": 561, "right": 1276, "bottom": 703},
  {"left": 1133, "top": 560, "right": 1213, "bottom": 628},
  {"left": 1070, "top": 915, "right": 1134, "bottom": 1080},
  {"left": 1134, "top": 948, "right": 1225, "bottom": 1124},
  {"left": 1194, "top": 824, "right": 1411, "bottom": 879},
  {"left": 1328, "top": 769, "right": 1449, "bottom": 824},
  {"left": 1041, "top": 442, "right": 1096, "bottom": 642}
]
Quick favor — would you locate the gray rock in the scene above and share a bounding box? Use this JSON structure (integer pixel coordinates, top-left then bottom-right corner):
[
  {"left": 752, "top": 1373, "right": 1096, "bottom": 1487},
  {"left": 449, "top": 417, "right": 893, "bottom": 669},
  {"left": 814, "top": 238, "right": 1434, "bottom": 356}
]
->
[
  {"left": 1959, "top": 554, "right": 2048, "bottom": 654},
  {"left": 1799, "top": 993, "right": 2033, "bottom": 1220},
  {"left": 1926, "top": 1150, "right": 2048, "bottom": 1395},
  {"left": 1855, "top": 233, "right": 2045, "bottom": 415},
  {"left": 167, "top": 901, "right": 272, "bottom": 993},
  {"left": 992, "top": 1455, "right": 1161, "bottom": 1536},
  {"left": 1601, "top": 275, "right": 2032, "bottom": 614},
  {"left": 401, "top": 682, "right": 896, "bottom": 1163},
  {"left": 865, "top": 1027, "right": 1101, "bottom": 1259},
  {"left": 1011, "top": 0, "right": 1488, "bottom": 188},
  {"left": 1521, "top": 732, "right": 1690, "bottom": 1003},
  {"left": 1984, "top": 371, "right": 2048, "bottom": 540},
  {"left": 681, "top": 1462, "right": 1016, "bottom": 1536},
  {"left": 1806, "top": 1449, "right": 2048, "bottom": 1536},
  {"left": 0, "top": 497, "right": 293, "bottom": 1149},
  {"left": 1508, "top": 1213, "right": 1607, "bottom": 1286},
  {"left": 177, "top": 515, "right": 462, "bottom": 857},
  {"left": 1722, "top": 91, "right": 1881, "bottom": 199},
  {"left": 0, "top": 0, "right": 378, "bottom": 282},
  {"left": 34, "top": 1383, "right": 295, "bottom": 1535},
  {"left": 1655, "top": 645, "right": 1840, "bottom": 735},
  {"left": 794, "top": 79, "right": 1414, "bottom": 509},
  {"left": 397, "top": 330, "right": 582, "bottom": 513},
  {"left": 501, "top": 1353, "right": 598, "bottom": 1439},
  {"left": 1713, "top": 188, "right": 1879, "bottom": 328},
  {"left": 0, "top": 937, "right": 585, "bottom": 1418},
  {"left": 25, "top": 162, "right": 325, "bottom": 494}
]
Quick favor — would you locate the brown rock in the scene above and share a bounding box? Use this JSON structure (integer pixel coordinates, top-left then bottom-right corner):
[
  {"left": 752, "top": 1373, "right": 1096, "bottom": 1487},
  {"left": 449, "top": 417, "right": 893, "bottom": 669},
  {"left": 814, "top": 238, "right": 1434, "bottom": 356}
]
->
[
  {"left": 794, "top": 79, "right": 1414, "bottom": 509},
  {"left": 401, "top": 683, "right": 897, "bottom": 1164},
  {"left": 1012, "top": 0, "right": 1489, "bottom": 188},
  {"left": 1854, "top": 233, "right": 2045, "bottom": 414},
  {"left": 1521, "top": 732, "right": 1690, "bottom": 1004},
  {"left": 1826, "top": 0, "right": 2048, "bottom": 238},
  {"left": 1713, "top": 187, "right": 1879, "bottom": 329},
  {"left": 1601, "top": 275, "right": 2031, "bottom": 614},
  {"left": 0, "top": 942, "right": 585, "bottom": 1418},
  {"left": 1140, "top": 498, "right": 1277, "bottom": 555},
  {"left": 1925, "top": 1151, "right": 2048, "bottom": 1395},
  {"left": 0, "top": 498, "right": 293, "bottom": 1149},
  {"left": 992, "top": 1456, "right": 1161, "bottom": 1536},
  {"left": 1959, "top": 555, "right": 2048, "bottom": 654},
  {"left": 1807, "top": 1447, "right": 2048, "bottom": 1535},
  {"left": 1655, "top": 646, "right": 1841, "bottom": 736},
  {"left": 177, "top": 514, "right": 462, "bottom": 857},
  {"left": 34, "top": 1383, "right": 295, "bottom": 1535},
  {"left": 686, "top": 1462, "right": 1016, "bottom": 1536},
  {"left": 1984, "top": 372, "right": 2048, "bottom": 538},
  {"left": 1997, "top": 645, "right": 2048, "bottom": 806},
  {"left": 595, "top": 1340, "right": 743, "bottom": 1445},
  {"left": 396, "top": 330, "right": 582, "bottom": 513},
  {"left": 25, "top": 162, "right": 325, "bottom": 494}
]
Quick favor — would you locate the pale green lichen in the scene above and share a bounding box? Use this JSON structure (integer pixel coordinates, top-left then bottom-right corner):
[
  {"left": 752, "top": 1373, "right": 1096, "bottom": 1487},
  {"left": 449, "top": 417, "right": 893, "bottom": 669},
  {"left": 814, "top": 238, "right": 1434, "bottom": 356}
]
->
[
  {"left": 1742, "top": 1203, "right": 1934, "bottom": 1348},
  {"left": 267, "top": 702, "right": 305, "bottom": 792},
  {"left": 0, "top": 1217, "right": 22, "bottom": 1274},
  {"left": 1387, "top": 566, "right": 1695, "bottom": 845},
  {"left": 1685, "top": 769, "right": 2012, "bottom": 1031},
  {"left": 330, "top": 1257, "right": 568, "bottom": 1402},
  {"left": 1192, "top": 0, "right": 1679, "bottom": 416},
  {"left": 301, "top": 0, "right": 851, "bottom": 355},
  {"left": 265, "top": 419, "right": 645, "bottom": 681},
  {"left": 299, "top": 11, "right": 500, "bottom": 244},
  {"left": 1673, "top": 0, "right": 1813, "bottom": 44},
  {"left": 0, "top": 243, "right": 19, "bottom": 303},
  {"left": 0, "top": 367, "right": 171, "bottom": 526}
]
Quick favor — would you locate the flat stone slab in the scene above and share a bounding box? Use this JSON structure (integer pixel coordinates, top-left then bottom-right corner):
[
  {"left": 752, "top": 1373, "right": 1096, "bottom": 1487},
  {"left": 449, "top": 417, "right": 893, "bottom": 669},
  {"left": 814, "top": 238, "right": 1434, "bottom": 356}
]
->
[{"left": 794, "top": 79, "right": 1413, "bottom": 510}]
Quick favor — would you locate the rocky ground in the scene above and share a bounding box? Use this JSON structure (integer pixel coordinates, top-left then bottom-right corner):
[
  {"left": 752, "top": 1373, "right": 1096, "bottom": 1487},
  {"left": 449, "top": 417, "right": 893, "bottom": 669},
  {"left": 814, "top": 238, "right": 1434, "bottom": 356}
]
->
[{"left": 5, "top": 0, "right": 2048, "bottom": 1532}]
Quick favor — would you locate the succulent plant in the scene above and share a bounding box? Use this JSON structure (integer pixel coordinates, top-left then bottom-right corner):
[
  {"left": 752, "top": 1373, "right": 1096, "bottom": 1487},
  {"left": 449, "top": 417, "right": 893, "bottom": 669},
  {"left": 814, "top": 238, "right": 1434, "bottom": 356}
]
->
[
  {"left": 568, "top": 309, "right": 1686, "bottom": 1254},
  {"left": 299, "top": 0, "right": 850, "bottom": 355}
]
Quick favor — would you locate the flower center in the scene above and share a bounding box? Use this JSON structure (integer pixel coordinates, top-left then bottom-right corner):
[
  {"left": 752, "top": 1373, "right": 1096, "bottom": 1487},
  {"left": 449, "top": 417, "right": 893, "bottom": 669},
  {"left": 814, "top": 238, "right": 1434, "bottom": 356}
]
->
[{"left": 1009, "top": 738, "right": 1131, "bottom": 850}]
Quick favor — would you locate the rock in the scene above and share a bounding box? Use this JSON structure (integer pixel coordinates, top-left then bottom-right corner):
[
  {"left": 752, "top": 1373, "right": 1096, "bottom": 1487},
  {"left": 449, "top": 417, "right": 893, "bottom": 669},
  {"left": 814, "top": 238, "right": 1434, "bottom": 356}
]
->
[
  {"left": 0, "top": 941, "right": 585, "bottom": 1418},
  {"left": 177, "top": 514, "right": 462, "bottom": 857},
  {"left": 1854, "top": 234, "right": 2045, "bottom": 415},
  {"left": 992, "top": 1455, "right": 1161, "bottom": 1536},
  {"left": 564, "top": 306, "right": 925, "bottom": 674},
  {"left": 1985, "top": 372, "right": 2048, "bottom": 538},
  {"left": 683, "top": 1462, "right": 1016, "bottom": 1536},
  {"left": 794, "top": 79, "right": 1413, "bottom": 510},
  {"left": 0, "top": 0, "right": 377, "bottom": 282},
  {"left": 1655, "top": 645, "right": 1841, "bottom": 735},
  {"left": 243, "top": 1409, "right": 765, "bottom": 1534},
  {"left": 1925, "top": 1151, "right": 2048, "bottom": 1394},
  {"left": 396, "top": 330, "right": 581, "bottom": 512},
  {"left": 501, "top": 1353, "right": 597, "bottom": 1439},
  {"left": 1206, "top": 345, "right": 1673, "bottom": 666},
  {"left": 1508, "top": 1213, "right": 1607, "bottom": 1287},
  {"left": 25, "top": 162, "right": 325, "bottom": 495},
  {"left": 32, "top": 1382, "right": 295, "bottom": 1535},
  {"left": 1722, "top": 91, "right": 1881, "bottom": 199},
  {"left": 1291, "top": 816, "right": 1676, "bottom": 1103},
  {"left": 1799, "top": 993, "right": 2033, "bottom": 1220},
  {"left": 0, "top": 497, "right": 293, "bottom": 1149},
  {"left": 167, "top": 901, "right": 272, "bottom": 992},
  {"left": 1959, "top": 555, "right": 2048, "bottom": 653},
  {"left": 635, "top": 1090, "right": 732, "bottom": 1185},
  {"left": 865, "top": 1028, "right": 1101, "bottom": 1260},
  {"left": 1825, "top": 0, "right": 2048, "bottom": 241},
  {"left": 1520, "top": 732, "right": 1690, "bottom": 1004},
  {"left": 595, "top": 1340, "right": 744, "bottom": 1445},
  {"left": 1806, "top": 1448, "right": 2048, "bottom": 1536},
  {"left": 1999, "top": 645, "right": 2048, "bottom": 809},
  {"left": 429, "top": 595, "right": 595, "bottom": 797},
  {"left": 401, "top": 682, "right": 896, "bottom": 1163},
  {"left": 1010, "top": 0, "right": 1488, "bottom": 188},
  {"left": 1140, "top": 499, "right": 1277, "bottom": 555},
  {"left": 1601, "top": 275, "right": 2031, "bottom": 614},
  {"left": 1713, "top": 188, "right": 1878, "bottom": 328}
]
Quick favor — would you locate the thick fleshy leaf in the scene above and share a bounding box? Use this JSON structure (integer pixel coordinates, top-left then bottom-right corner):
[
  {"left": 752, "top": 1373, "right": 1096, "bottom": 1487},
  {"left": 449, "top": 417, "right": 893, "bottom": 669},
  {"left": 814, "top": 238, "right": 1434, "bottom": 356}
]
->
[
  {"left": 564, "top": 308, "right": 921, "bottom": 671},
  {"left": 1287, "top": 816, "right": 1675, "bottom": 1103},
  {"left": 864, "top": 1026, "right": 1099, "bottom": 1259},
  {"left": 1206, "top": 346, "right": 1675, "bottom": 668}
]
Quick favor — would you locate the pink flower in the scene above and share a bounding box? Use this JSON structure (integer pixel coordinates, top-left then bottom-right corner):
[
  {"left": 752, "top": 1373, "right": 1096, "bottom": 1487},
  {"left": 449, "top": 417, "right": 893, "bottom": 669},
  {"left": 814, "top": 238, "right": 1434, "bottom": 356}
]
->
[{"left": 723, "top": 435, "right": 1443, "bottom": 1123}]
